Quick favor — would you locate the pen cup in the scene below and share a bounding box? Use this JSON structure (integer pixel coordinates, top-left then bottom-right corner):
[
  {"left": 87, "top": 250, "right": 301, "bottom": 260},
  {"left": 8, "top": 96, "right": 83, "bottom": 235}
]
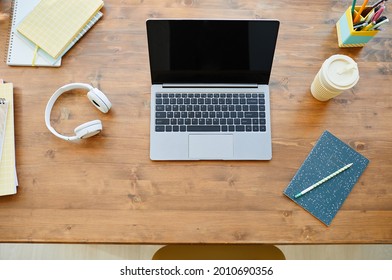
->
[
  {"left": 336, "top": 6, "right": 379, "bottom": 47},
  {"left": 310, "top": 54, "right": 359, "bottom": 101}
]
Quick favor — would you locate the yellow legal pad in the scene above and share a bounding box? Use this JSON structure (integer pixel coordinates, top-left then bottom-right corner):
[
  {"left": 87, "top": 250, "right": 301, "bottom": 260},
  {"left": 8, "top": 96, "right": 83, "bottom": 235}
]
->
[
  {"left": 0, "top": 83, "right": 17, "bottom": 196},
  {"left": 17, "top": 0, "right": 104, "bottom": 59}
]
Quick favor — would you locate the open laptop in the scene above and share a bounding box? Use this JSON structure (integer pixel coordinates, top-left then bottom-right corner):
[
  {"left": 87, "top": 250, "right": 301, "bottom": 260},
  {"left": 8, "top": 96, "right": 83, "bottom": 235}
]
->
[{"left": 147, "top": 19, "right": 280, "bottom": 160}]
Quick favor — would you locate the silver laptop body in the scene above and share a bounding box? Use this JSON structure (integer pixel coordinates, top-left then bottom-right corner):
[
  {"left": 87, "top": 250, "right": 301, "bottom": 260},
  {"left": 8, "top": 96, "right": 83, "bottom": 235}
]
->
[{"left": 147, "top": 19, "right": 280, "bottom": 160}]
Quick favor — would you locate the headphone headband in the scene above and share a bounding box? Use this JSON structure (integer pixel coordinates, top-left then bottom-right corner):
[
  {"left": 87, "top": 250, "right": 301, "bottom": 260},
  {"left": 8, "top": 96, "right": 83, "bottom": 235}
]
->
[
  {"left": 45, "top": 83, "right": 111, "bottom": 141},
  {"left": 58, "top": 83, "right": 93, "bottom": 92}
]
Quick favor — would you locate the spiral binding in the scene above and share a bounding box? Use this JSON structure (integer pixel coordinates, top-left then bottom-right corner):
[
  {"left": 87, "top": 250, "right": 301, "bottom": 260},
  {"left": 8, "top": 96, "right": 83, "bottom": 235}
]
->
[
  {"left": 4, "top": 0, "right": 17, "bottom": 64},
  {"left": 0, "top": 98, "right": 7, "bottom": 105}
]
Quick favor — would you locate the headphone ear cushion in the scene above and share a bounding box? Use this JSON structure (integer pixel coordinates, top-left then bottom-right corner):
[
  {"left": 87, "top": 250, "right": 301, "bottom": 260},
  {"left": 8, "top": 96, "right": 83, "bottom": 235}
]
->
[
  {"left": 74, "top": 120, "right": 102, "bottom": 139},
  {"left": 87, "top": 88, "right": 112, "bottom": 113}
]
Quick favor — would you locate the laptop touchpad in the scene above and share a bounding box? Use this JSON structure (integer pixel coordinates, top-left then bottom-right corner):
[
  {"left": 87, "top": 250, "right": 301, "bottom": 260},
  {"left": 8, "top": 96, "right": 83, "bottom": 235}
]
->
[{"left": 189, "top": 134, "right": 234, "bottom": 159}]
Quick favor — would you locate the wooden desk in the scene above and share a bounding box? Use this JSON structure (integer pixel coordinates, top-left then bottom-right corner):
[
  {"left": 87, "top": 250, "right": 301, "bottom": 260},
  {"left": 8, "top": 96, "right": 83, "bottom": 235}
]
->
[{"left": 0, "top": 0, "right": 391, "bottom": 244}]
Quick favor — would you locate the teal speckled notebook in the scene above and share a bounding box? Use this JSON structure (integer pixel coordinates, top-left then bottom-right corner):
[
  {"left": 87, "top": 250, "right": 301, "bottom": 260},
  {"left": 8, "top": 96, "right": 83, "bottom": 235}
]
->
[{"left": 283, "top": 130, "right": 369, "bottom": 226}]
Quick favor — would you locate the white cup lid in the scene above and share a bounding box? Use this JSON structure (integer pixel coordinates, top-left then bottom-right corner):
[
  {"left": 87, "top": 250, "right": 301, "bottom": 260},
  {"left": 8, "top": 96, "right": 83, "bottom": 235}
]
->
[{"left": 322, "top": 55, "right": 359, "bottom": 90}]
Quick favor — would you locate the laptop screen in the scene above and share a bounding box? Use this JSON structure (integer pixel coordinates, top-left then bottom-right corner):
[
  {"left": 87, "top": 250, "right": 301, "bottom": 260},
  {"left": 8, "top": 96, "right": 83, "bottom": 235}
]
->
[{"left": 147, "top": 19, "right": 279, "bottom": 85}]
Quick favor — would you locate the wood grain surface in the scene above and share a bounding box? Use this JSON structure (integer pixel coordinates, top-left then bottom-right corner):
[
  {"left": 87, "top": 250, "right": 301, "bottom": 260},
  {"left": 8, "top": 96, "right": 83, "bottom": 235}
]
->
[{"left": 0, "top": 0, "right": 391, "bottom": 244}]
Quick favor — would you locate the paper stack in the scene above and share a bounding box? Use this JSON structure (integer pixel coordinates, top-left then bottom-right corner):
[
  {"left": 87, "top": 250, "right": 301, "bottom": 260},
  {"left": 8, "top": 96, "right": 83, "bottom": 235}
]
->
[{"left": 0, "top": 82, "right": 17, "bottom": 196}]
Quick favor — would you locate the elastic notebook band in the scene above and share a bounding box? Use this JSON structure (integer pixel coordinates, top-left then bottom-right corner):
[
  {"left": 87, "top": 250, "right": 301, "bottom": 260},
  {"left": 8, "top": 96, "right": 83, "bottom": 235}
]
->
[{"left": 32, "top": 45, "right": 39, "bottom": 66}]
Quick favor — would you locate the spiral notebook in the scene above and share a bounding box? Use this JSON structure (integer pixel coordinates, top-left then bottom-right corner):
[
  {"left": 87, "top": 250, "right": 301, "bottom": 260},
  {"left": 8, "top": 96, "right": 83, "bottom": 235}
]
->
[
  {"left": 283, "top": 131, "right": 369, "bottom": 226},
  {"left": 0, "top": 83, "right": 17, "bottom": 196},
  {"left": 7, "top": 0, "right": 103, "bottom": 66}
]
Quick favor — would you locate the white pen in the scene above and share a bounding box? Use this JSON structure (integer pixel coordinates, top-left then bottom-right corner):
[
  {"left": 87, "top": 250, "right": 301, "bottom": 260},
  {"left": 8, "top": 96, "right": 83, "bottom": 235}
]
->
[
  {"left": 369, "top": 18, "right": 389, "bottom": 30},
  {"left": 294, "top": 163, "right": 353, "bottom": 199}
]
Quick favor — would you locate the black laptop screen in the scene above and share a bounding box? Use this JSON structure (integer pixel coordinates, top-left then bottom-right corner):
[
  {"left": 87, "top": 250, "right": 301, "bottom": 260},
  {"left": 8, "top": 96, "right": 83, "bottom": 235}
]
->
[{"left": 146, "top": 19, "right": 280, "bottom": 85}]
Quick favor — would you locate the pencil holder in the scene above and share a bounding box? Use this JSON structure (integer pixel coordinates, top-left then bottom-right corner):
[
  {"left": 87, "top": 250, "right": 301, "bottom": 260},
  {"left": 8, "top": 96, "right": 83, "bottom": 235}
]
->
[{"left": 336, "top": 6, "right": 379, "bottom": 47}]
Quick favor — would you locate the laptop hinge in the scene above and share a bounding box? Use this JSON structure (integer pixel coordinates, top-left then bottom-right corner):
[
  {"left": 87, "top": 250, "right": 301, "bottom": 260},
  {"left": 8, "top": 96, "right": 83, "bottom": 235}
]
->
[{"left": 162, "top": 83, "right": 259, "bottom": 88}]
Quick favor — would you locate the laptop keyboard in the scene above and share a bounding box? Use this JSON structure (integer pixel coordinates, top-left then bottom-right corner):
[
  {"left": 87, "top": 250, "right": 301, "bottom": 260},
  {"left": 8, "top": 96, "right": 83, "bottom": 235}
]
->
[{"left": 154, "top": 92, "right": 267, "bottom": 133}]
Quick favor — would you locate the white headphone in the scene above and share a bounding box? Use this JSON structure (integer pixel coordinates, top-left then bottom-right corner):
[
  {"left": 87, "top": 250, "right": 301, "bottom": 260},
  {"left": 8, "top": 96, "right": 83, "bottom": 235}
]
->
[{"left": 45, "top": 83, "right": 112, "bottom": 141}]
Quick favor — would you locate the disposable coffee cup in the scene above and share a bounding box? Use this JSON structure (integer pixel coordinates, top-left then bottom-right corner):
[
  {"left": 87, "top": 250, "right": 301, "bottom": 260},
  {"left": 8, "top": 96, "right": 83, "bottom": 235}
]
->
[{"left": 311, "top": 54, "right": 359, "bottom": 101}]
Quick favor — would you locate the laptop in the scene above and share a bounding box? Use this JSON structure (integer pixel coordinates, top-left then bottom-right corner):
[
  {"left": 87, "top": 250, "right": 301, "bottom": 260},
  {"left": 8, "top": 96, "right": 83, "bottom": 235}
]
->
[{"left": 146, "top": 19, "right": 280, "bottom": 160}]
